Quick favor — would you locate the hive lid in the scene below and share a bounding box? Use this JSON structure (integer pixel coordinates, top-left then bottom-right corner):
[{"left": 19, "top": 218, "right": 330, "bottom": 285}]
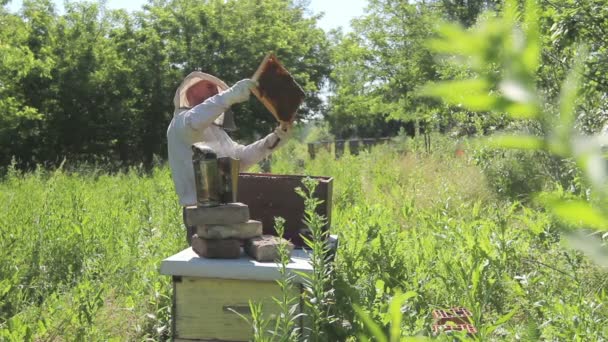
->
[
  {"left": 160, "top": 248, "right": 313, "bottom": 282},
  {"left": 251, "top": 53, "right": 305, "bottom": 124}
]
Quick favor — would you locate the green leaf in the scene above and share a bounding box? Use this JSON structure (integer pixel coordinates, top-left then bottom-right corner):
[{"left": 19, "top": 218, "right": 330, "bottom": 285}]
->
[
  {"left": 478, "top": 135, "right": 544, "bottom": 150},
  {"left": 557, "top": 46, "right": 588, "bottom": 141},
  {"left": 354, "top": 304, "right": 388, "bottom": 342},
  {"left": 389, "top": 291, "right": 417, "bottom": 342},
  {"left": 375, "top": 279, "right": 385, "bottom": 296},
  {"left": 428, "top": 22, "right": 480, "bottom": 56},
  {"left": 549, "top": 200, "right": 608, "bottom": 230},
  {"left": 522, "top": 0, "right": 541, "bottom": 74},
  {"left": 503, "top": 0, "right": 520, "bottom": 25},
  {"left": 419, "top": 79, "right": 498, "bottom": 111},
  {"left": 486, "top": 308, "right": 518, "bottom": 334},
  {"left": 503, "top": 102, "right": 540, "bottom": 119},
  {"left": 565, "top": 231, "right": 608, "bottom": 268},
  {"left": 471, "top": 264, "right": 482, "bottom": 297}
]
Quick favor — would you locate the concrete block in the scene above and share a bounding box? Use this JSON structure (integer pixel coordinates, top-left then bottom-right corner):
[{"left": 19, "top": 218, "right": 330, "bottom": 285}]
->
[
  {"left": 184, "top": 202, "right": 249, "bottom": 226},
  {"left": 196, "top": 220, "right": 263, "bottom": 240},
  {"left": 191, "top": 235, "right": 241, "bottom": 259},
  {"left": 245, "top": 235, "right": 294, "bottom": 262}
]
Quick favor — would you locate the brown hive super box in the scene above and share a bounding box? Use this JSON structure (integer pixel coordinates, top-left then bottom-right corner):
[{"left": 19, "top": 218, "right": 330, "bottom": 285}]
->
[{"left": 237, "top": 173, "right": 333, "bottom": 248}]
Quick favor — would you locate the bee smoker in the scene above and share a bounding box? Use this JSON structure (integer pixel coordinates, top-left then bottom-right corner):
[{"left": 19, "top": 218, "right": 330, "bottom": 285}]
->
[
  {"left": 217, "top": 157, "right": 240, "bottom": 203},
  {"left": 192, "top": 143, "right": 240, "bottom": 206},
  {"left": 192, "top": 143, "right": 221, "bottom": 207}
]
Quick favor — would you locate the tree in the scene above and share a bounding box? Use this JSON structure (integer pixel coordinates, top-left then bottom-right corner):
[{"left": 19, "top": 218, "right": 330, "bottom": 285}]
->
[
  {"left": 327, "top": 0, "right": 442, "bottom": 139},
  {"left": 438, "top": 0, "right": 501, "bottom": 27},
  {"left": 142, "top": 0, "right": 331, "bottom": 140},
  {"left": 538, "top": 0, "right": 608, "bottom": 133},
  {"left": 0, "top": 0, "right": 54, "bottom": 168}
]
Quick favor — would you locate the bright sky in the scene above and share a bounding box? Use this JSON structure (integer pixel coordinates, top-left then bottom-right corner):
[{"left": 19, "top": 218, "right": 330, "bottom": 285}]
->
[{"left": 5, "top": 0, "right": 367, "bottom": 32}]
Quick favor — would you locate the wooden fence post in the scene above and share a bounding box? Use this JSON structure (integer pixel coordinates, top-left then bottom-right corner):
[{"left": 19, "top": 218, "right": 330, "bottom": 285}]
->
[
  {"left": 348, "top": 140, "right": 360, "bottom": 155},
  {"left": 307, "top": 143, "right": 316, "bottom": 159},
  {"left": 335, "top": 140, "right": 345, "bottom": 159}
]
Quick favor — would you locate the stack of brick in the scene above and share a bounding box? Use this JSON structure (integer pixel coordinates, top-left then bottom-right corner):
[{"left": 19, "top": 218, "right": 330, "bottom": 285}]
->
[
  {"left": 184, "top": 202, "right": 294, "bottom": 261},
  {"left": 431, "top": 307, "right": 477, "bottom": 336}
]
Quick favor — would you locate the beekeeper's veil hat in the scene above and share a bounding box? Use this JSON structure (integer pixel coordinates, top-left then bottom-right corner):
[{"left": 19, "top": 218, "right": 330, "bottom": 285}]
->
[{"left": 173, "top": 71, "right": 237, "bottom": 131}]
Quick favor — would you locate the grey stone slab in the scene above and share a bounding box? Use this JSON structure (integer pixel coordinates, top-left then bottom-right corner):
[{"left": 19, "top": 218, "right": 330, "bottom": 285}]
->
[
  {"left": 245, "top": 235, "right": 294, "bottom": 262},
  {"left": 196, "top": 220, "right": 263, "bottom": 240},
  {"left": 184, "top": 202, "right": 249, "bottom": 226},
  {"left": 191, "top": 235, "right": 241, "bottom": 259}
]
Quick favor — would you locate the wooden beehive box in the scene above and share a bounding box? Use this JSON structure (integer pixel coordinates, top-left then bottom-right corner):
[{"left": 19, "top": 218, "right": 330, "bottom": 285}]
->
[
  {"left": 237, "top": 173, "right": 333, "bottom": 248},
  {"left": 160, "top": 248, "right": 313, "bottom": 341}
]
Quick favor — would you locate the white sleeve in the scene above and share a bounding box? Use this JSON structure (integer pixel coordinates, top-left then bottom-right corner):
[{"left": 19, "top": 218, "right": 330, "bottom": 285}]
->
[
  {"left": 232, "top": 132, "right": 281, "bottom": 170},
  {"left": 184, "top": 92, "right": 232, "bottom": 131}
]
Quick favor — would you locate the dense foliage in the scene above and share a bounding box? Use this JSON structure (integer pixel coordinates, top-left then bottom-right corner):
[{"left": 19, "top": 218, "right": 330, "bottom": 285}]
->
[
  {"left": 0, "top": 0, "right": 329, "bottom": 168},
  {"left": 327, "top": 0, "right": 608, "bottom": 138},
  {"left": 421, "top": 0, "right": 608, "bottom": 297},
  {"left": 2, "top": 0, "right": 607, "bottom": 157},
  {"left": 1, "top": 142, "right": 607, "bottom": 340}
]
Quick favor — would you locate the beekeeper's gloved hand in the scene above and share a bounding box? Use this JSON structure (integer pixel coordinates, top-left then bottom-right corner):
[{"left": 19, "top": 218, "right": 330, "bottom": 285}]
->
[
  {"left": 265, "top": 123, "right": 294, "bottom": 150},
  {"left": 217, "top": 79, "right": 257, "bottom": 107},
  {"left": 275, "top": 124, "right": 293, "bottom": 141}
]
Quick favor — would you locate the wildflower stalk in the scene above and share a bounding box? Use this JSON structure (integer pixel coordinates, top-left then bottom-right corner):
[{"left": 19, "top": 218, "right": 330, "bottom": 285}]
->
[
  {"left": 271, "top": 217, "right": 301, "bottom": 341},
  {"left": 296, "top": 177, "right": 334, "bottom": 341}
]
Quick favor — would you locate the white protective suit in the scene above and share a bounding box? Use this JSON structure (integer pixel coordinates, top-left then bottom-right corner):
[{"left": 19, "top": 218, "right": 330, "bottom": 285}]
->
[{"left": 167, "top": 72, "right": 291, "bottom": 206}]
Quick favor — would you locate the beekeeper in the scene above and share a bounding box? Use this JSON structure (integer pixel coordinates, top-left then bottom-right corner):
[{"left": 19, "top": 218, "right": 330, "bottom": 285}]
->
[{"left": 167, "top": 72, "right": 292, "bottom": 243}]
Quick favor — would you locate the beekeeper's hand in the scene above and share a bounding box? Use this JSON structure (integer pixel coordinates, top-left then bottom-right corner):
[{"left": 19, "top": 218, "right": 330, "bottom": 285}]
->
[
  {"left": 274, "top": 123, "right": 293, "bottom": 141},
  {"left": 218, "top": 79, "right": 257, "bottom": 106},
  {"left": 266, "top": 123, "right": 293, "bottom": 150}
]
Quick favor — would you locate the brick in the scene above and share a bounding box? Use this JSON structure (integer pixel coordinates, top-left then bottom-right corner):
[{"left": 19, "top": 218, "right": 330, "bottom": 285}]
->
[
  {"left": 244, "top": 235, "right": 294, "bottom": 262},
  {"left": 191, "top": 235, "right": 241, "bottom": 259},
  {"left": 184, "top": 202, "right": 249, "bottom": 226},
  {"left": 432, "top": 324, "right": 477, "bottom": 335},
  {"left": 432, "top": 307, "right": 472, "bottom": 325},
  {"left": 196, "top": 220, "right": 263, "bottom": 240}
]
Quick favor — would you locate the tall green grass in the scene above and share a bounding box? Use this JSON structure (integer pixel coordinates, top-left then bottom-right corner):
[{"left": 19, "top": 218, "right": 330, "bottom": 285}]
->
[
  {"left": 0, "top": 165, "right": 182, "bottom": 340},
  {"left": 1, "top": 138, "right": 606, "bottom": 340},
  {"left": 271, "top": 138, "right": 608, "bottom": 340}
]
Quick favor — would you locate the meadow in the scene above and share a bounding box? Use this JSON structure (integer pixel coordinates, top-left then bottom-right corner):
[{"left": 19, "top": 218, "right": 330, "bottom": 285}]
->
[{"left": 1, "top": 136, "right": 606, "bottom": 341}]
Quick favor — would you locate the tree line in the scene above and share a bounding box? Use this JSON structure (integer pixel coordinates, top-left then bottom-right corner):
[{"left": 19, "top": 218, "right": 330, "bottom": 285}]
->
[
  {"left": 1, "top": 0, "right": 607, "bottom": 169},
  {"left": 1, "top": 0, "right": 330, "bottom": 169},
  {"left": 328, "top": 0, "right": 608, "bottom": 139}
]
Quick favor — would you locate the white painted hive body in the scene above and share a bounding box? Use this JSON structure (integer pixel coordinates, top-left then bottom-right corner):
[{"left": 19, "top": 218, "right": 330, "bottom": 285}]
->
[{"left": 160, "top": 248, "right": 313, "bottom": 341}]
